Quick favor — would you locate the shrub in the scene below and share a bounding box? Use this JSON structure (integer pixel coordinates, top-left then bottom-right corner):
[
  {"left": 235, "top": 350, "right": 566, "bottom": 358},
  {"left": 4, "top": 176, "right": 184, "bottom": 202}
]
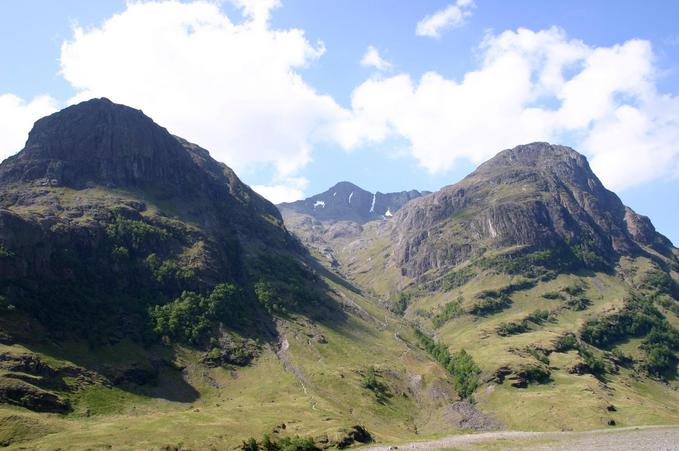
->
[
  {"left": 565, "top": 296, "right": 591, "bottom": 311},
  {"left": 526, "top": 309, "right": 552, "bottom": 324},
  {"left": 579, "top": 347, "right": 607, "bottom": 376},
  {"left": 469, "top": 295, "right": 512, "bottom": 316},
  {"left": 553, "top": 334, "right": 578, "bottom": 352},
  {"left": 241, "top": 434, "right": 319, "bottom": 451},
  {"left": 362, "top": 367, "right": 390, "bottom": 403},
  {"left": 432, "top": 297, "right": 463, "bottom": 327},
  {"left": 392, "top": 292, "right": 411, "bottom": 315},
  {"left": 496, "top": 320, "right": 529, "bottom": 336},
  {"left": 440, "top": 268, "right": 474, "bottom": 292},
  {"left": 526, "top": 347, "right": 550, "bottom": 365},
  {"left": 542, "top": 291, "right": 564, "bottom": 300}
]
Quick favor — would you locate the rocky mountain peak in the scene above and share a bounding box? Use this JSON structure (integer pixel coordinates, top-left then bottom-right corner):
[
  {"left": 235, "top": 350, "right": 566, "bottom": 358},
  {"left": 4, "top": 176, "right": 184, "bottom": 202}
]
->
[
  {"left": 278, "top": 182, "right": 430, "bottom": 224},
  {"left": 0, "top": 98, "right": 201, "bottom": 194},
  {"left": 393, "top": 143, "right": 676, "bottom": 278}
]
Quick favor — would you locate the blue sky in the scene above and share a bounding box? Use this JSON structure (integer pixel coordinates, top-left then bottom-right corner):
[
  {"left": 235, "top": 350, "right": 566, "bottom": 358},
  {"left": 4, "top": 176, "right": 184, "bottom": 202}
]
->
[{"left": 1, "top": 0, "right": 678, "bottom": 243}]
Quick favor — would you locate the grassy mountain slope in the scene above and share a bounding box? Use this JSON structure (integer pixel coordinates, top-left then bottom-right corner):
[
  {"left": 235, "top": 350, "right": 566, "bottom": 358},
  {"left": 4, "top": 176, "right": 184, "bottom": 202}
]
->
[
  {"left": 283, "top": 144, "right": 679, "bottom": 433},
  {"left": 0, "top": 100, "right": 475, "bottom": 449}
]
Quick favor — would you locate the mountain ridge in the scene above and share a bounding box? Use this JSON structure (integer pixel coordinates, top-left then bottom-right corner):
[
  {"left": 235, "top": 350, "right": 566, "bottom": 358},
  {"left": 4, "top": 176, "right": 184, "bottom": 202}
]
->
[
  {"left": 392, "top": 142, "right": 676, "bottom": 278},
  {"left": 0, "top": 102, "right": 677, "bottom": 448},
  {"left": 278, "top": 180, "right": 430, "bottom": 224}
]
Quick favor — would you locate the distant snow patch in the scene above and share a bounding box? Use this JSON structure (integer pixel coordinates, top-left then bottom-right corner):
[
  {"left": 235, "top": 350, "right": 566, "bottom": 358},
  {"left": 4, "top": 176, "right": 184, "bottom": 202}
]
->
[
  {"left": 369, "top": 193, "right": 376, "bottom": 213},
  {"left": 314, "top": 200, "right": 326, "bottom": 208},
  {"left": 348, "top": 192, "right": 354, "bottom": 204},
  {"left": 385, "top": 208, "right": 393, "bottom": 217},
  {"left": 333, "top": 192, "right": 337, "bottom": 196}
]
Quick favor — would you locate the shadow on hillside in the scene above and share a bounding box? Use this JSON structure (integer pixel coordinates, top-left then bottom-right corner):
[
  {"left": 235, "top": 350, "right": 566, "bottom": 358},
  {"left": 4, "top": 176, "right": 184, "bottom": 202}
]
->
[{"left": 18, "top": 336, "right": 202, "bottom": 404}]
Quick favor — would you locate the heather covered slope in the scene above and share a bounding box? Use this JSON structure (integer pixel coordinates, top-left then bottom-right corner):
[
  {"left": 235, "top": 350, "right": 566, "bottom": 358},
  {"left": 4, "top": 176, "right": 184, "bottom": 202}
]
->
[
  {"left": 0, "top": 99, "right": 473, "bottom": 449},
  {"left": 285, "top": 143, "right": 679, "bottom": 432}
]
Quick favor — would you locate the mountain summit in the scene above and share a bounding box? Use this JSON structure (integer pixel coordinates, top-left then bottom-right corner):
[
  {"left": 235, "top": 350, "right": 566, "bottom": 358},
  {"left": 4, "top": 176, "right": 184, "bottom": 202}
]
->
[
  {"left": 278, "top": 181, "right": 429, "bottom": 223},
  {"left": 393, "top": 142, "right": 676, "bottom": 277}
]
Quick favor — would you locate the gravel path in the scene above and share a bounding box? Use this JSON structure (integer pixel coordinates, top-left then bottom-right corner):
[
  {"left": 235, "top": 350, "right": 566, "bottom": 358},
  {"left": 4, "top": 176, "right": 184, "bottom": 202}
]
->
[{"left": 365, "top": 425, "right": 679, "bottom": 450}]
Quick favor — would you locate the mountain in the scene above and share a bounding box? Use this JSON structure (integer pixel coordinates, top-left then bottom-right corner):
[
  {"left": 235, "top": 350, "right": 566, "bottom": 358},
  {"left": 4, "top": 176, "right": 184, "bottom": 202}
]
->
[
  {"left": 0, "top": 101, "right": 677, "bottom": 448},
  {"left": 393, "top": 142, "right": 677, "bottom": 278},
  {"left": 278, "top": 181, "right": 429, "bottom": 224},
  {"left": 0, "top": 99, "right": 471, "bottom": 449},
  {"left": 283, "top": 142, "right": 679, "bottom": 433}
]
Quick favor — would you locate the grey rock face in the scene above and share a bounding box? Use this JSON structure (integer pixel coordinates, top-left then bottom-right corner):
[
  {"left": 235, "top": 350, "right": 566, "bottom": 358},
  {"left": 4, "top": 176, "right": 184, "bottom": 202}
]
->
[
  {"left": 278, "top": 181, "right": 429, "bottom": 224},
  {"left": 393, "top": 142, "right": 676, "bottom": 278},
  {"left": 0, "top": 98, "right": 295, "bottom": 296}
]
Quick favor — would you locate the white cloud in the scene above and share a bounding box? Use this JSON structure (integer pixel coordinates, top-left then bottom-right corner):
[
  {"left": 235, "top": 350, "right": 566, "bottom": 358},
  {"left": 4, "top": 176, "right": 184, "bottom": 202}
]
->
[
  {"left": 416, "top": 0, "right": 476, "bottom": 39},
  {"left": 229, "top": 0, "right": 280, "bottom": 25},
  {"left": 60, "top": 0, "right": 345, "bottom": 178},
  {"left": 0, "top": 94, "right": 59, "bottom": 161},
  {"left": 252, "top": 176, "right": 308, "bottom": 203},
  {"left": 360, "top": 45, "right": 392, "bottom": 71},
  {"left": 335, "top": 27, "right": 679, "bottom": 190}
]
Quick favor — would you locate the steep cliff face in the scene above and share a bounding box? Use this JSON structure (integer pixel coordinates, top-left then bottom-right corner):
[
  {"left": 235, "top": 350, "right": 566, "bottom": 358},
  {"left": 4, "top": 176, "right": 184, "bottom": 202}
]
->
[
  {"left": 393, "top": 143, "right": 676, "bottom": 278},
  {"left": 278, "top": 181, "right": 428, "bottom": 224},
  {"left": 0, "top": 98, "right": 300, "bottom": 341}
]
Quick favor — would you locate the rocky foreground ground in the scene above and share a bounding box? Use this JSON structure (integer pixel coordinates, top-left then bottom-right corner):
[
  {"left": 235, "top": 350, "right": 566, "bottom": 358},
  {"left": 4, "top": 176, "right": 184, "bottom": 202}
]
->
[{"left": 366, "top": 425, "right": 679, "bottom": 450}]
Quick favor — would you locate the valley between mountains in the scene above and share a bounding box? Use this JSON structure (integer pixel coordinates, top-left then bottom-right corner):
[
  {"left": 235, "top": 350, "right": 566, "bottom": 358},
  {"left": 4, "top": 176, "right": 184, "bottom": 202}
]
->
[{"left": 0, "top": 99, "right": 677, "bottom": 449}]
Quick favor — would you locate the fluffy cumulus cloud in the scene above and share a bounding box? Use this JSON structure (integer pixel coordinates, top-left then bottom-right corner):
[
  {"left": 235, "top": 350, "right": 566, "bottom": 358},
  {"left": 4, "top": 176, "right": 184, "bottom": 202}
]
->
[
  {"left": 336, "top": 27, "right": 679, "bottom": 190},
  {"left": 0, "top": 94, "right": 58, "bottom": 160},
  {"left": 416, "top": 0, "right": 476, "bottom": 38},
  {"left": 252, "top": 176, "right": 308, "bottom": 203},
  {"left": 60, "top": 0, "right": 344, "bottom": 179},
  {"left": 360, "top": 45, "right": 392, "bottom": 71}
]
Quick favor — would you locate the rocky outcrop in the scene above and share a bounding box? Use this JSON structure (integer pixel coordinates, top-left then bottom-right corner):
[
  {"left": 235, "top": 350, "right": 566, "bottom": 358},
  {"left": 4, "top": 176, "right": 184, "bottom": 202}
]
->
[
  {"left": 278, "top": 181, "right": 429, "bottom": 224},
  {"left": 0, "top": 98, "right": 298, "bottom": 344},
  {"left": 0, "top": 379, "right": 70, "bottom": 413},
  {"left": 0, "top": 98, "right": 286, "bottom": 240},
  {"left": 393, "top": 143, "right": 676, "bottom": 278}
]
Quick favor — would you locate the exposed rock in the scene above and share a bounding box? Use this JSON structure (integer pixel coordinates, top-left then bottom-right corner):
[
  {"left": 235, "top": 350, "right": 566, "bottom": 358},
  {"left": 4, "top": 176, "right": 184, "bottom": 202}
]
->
[
  {"left": 279, "top": 181, "right": 429, "bottom": 224},
  {"left": 0, "top": 98, "right": 297, "bottom": 342},
  {"left": 336, "top": 425, "right": 372, "bottom": 448},
  {"left": 568, "top": 362, "right": 590, "bottom": 375},
  {"left": 444, "top": 400, "right": 503, "bottom": 430},
  {"left": 0, "top": 378, "right": 70, "bottom": 413},
  {"left": 392, "top": 143, "right": 676, "bottom": 278},
  {"left": 492, "top": 363, "right": 551, "bottom": 388},
  {"left": 201, "top": 336, "right": 259, "bottom": 367}
]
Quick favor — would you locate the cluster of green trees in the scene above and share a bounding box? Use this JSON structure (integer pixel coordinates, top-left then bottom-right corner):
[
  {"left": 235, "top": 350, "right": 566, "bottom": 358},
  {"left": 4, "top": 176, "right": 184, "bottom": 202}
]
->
[
  {"left": 580, "top": 293, "right": 678, "bottom": 377},
  {"left": 440, "top": 267, "right": 474, "bottom": 292},
  {"left": 392, "top": 291, "right": 411, "bottom": 316},
  {"left": 469, "top": 294, "right": 512, "bottom": 316},
  {"left": 242, "top": 434, "right": 318, "bottom": 451},
  {"left": 432, "top": 297, "right": 463, "bottom": 327},
  {"left": 641, "top": 269, "right": 677, "bottom": 298},
  {"left": 251, "top": 254, "right": 325, "bottom": 316},
  {"left": 476, "top": 242, "right": 610, "bottom": 279},
  {"left": 105, "top": 212, "right": 172, "bottom": 253},
  {"left": 414, "top": 329, "right": 480, "bottom": 398},
  {"left": 149, "top": 283, "right": 246, "bottom": 345}
]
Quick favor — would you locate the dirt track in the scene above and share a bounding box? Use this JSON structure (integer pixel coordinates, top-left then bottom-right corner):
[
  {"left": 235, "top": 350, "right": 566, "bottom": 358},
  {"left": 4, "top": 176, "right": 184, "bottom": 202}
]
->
[{"left": 365, "top": 425, "right": 679, "bottom": 450}]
